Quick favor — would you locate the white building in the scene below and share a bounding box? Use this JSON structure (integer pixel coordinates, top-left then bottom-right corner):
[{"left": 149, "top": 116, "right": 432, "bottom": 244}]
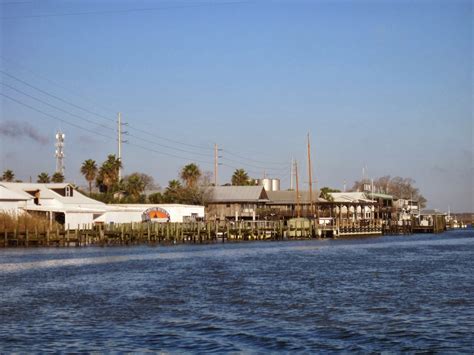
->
[
  {"left": 96, "top": 204, "right": 205, "bottom": 224},
  {"left": 328, "top": 192, "right": 376, "bottom": 220},
  {"left": 0, "top": 182, "right": 204, "bottom": 229},
  {"left": 0, "top": 184, "right": 30, "bottom": 214}
]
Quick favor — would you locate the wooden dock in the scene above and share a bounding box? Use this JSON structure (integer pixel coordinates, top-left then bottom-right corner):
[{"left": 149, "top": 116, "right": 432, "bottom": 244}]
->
[{"left": 0, "top": 218, "right": 425, "bottom": 248}]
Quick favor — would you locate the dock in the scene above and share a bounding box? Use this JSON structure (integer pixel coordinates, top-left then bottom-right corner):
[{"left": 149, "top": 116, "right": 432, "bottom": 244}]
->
[{"left": 0, "top": 218, "right": 428, "bottom": 248}]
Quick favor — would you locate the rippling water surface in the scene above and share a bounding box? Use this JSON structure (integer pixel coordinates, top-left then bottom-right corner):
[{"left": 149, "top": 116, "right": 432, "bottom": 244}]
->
[{"left": 1, "top": 229, "right": 473, "bottom": 352}]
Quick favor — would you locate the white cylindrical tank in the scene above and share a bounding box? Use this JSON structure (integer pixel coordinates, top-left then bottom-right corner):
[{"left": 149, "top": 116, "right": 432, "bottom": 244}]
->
[
  {"left": 271, "top": 178, "right": 280, "bottom": 191},
  {"left": 258, "top": 178, "right": 273, "bottom": 191}
]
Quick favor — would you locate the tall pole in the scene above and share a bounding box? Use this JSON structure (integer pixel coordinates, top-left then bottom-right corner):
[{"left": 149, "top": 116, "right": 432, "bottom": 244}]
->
[
  {"left": 117, "top": 112, "right": 122, "bottom": 181},
  {"left": 55, "top": 131, "right": 65, "bottom": 175},
  {"left": 295, "top": 160, "right": 300, "bottom": 218},
  {"left": 290, "top": 157, "right": 294, "bottom": 190},
  {"left": 307, "top": 133, "right": 314, "bottom": 218},
  {"left": 214, "top": 143, "right": 218, "bottom": 186}
]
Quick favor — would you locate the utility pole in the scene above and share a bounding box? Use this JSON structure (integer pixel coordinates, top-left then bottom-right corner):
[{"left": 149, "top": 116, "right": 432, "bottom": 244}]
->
[
  {"left": 214, "top": 143, "right": 218, "bottom": 186},
  {"left": 307, "top": 133, "right": 316, "bottom": 219},
  {"left": 295, "top": 160, "right": 300, "bottom": 218},
  {"left": 117, "top": 112, "right": 122, "bottom": 181},
  {"left": 290, "top": 157, "right": 294, "bottom": 190}
]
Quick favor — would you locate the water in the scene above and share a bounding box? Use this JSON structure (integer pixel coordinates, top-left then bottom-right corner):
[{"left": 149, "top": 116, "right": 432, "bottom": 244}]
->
[{"left": 1, "top": 229, "right": 473, "bottom": 352}]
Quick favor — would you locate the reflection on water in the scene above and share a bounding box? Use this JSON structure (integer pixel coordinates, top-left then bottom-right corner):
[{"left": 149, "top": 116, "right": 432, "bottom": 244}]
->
[{"left": 0, "top": 230, "right": 473, "bottom": 352}]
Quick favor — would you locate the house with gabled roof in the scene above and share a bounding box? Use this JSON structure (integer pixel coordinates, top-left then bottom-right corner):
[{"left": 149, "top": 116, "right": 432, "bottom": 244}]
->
[
  {"left": 205, "top": 186, "right": 269, "bottom": 221},
  {"left": 0, "top": 182, "right": 206, "bottom": 229},
  {"left": 0, "top": 182, "right": 107, "bottom": 228},
  {"left": 265, "top": 190, "right": 325, "bottom": 218}
]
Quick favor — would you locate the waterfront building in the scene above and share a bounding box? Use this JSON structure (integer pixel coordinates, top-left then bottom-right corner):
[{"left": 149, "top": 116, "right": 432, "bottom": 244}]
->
[
  {"left": 265, "top": 190, "right": 323, "bottom": 218},
  {"left": 0, "top": 182, "right": 204, "bottom": 229},
  {"left": 326, "top": 192, "right": 376, "bottom": 221},
  {"left": 205, "top": 186, "right": 269, "bottom": 221}
]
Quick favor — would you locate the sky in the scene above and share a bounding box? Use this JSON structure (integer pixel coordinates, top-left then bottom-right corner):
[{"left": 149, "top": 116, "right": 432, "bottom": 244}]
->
[{"left": 0, "top": 0, "right": 472, "bottom": 212}]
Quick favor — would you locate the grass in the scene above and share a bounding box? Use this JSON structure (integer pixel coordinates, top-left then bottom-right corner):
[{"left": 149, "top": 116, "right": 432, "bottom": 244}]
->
[{"left": 0, "top": 211, "right": 60, "bottom": 233}]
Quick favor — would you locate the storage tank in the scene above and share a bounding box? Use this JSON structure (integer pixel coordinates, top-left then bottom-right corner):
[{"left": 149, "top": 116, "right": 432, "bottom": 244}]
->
[
  {"left": 258, "top": 178, "right": 273, "bottom": 192},
  {"left": 271, "top": 178, "right": 280, "bottom": 191}
]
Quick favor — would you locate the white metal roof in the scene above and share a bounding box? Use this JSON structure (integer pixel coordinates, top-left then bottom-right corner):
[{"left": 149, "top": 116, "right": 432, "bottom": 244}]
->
[
  {"left": 106, "top": 204, "right": 204, "bottom": 212},
  {"left": 0, "top": 182, "right": 106, "bottom": 210},
  {"left": 0, "top": 185, "right": 31, "bottom": 200},
  {"left": 329, "top": 192, "right": 375, "bottom": 204}
]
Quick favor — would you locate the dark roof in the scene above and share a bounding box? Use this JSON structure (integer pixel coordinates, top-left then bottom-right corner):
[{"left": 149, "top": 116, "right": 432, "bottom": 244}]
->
[{"left": 207, "top": 186, "right": 268, "bottom": 203}]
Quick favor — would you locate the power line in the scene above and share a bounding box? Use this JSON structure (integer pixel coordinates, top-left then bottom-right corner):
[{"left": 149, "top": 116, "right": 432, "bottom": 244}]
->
[
  {"left": 0, "top": 68, "right": 214, "bottom": 151},
  {"left": 1, "top": 80, "right": 213, "bottom": 158},
  {"left": 1, "top": 70, "right": 291, "bottom": 171},
  {"left": 1, "top": 1, "right": 252, "bottom": 20},
  {"left": 0, "top": 54, "right": 118, "bottom": 115},
  {"left": 0, "top": 81, "right": 116, "bottom": 132},
  {"left": 126, "top": 132, "right": 213, "bottom": 158},
  {"left": 220, "top": 156, "right": 290, "bottom": 172},
  {"left": 125, "top": 122, "right": 214, "bottom": 152},
  {"left": 222, "top": 149, "right": 290, "bottom": 166},
  {"left": 220, "top": 163, "right": 286, "bottom": 178},
  {"left": 0, "top": 70, "right": 116, "bottom": 123},
  {"left": 127, "top": 141, "right": 213, "bottom": 166},
  {"left": 0, "top": 92, "right": 214, "bottom": 165},
  {"left": 1, "top": 80, "right": 214, "bottom": 158},
  {"left": 0, "top": 1, "right": 33, "bottom": 5},
  {"left": 0, "top": 92, "right": 115, "bottom": 140}
]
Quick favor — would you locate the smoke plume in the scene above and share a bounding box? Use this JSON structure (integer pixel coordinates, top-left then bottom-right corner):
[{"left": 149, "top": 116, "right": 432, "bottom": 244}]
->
[{"left": 0, "top": 121, "right": 49, "bottom": 145}]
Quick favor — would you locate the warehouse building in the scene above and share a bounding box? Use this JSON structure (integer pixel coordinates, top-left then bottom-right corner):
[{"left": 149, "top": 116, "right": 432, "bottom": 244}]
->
[{"left": 0, "top": 182, "right": 204, "bottom": 229}]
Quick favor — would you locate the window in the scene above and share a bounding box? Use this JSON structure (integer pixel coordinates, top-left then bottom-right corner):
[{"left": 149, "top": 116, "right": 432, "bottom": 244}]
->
[{"left": 65, "top": 186, "right": 73, "bottom": 197}]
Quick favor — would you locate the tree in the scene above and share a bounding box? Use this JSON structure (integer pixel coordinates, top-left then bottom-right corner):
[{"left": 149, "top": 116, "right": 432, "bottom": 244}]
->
[
  {"left": 148, "top": 192, "right": 163, "bottom": 204},
  {"left": 1, "top": 169, "right": 14, "bottom": 182},
  {"left": 319, "top": 187, "right": 341, "bottom": 201},
  {"left": 180, "top": 163, "right": 201, "bottom": 188},
  {"left": 81, "top": 159, "right": 98, "bottom": 194},
  {"left": 163, "top": 179, "right": 183, "bottom": 203},
  {"left": 97, "top": 155, "right": 122, "bottom": 193},
  {"left": 122, "top": 173, "right": 146, "bottom": 200},
  {"left": 51, "top": 172, "right": 65, "bottom": 183},
  {"left": 136, "top": 173, "right": 156, "bottom": 191},
  {"left": 37, "top": 172, "right": 50, "bottom": 183},
  {"left": 351, "top": 175, "right": 427, "bottom": 208},
  {"left": 231, "top": 169, "right": 252, "bottom": 186}
]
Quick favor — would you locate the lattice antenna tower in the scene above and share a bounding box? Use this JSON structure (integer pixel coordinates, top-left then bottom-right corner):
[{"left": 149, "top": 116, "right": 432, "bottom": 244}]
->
[{"left": 55, "top": 131, "right": 65, "bottom": 175}]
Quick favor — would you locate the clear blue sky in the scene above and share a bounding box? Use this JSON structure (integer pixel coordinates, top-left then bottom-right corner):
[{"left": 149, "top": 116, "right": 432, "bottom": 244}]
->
[{"left": 0, "top": 0, "right": 472, "bottom": 212}]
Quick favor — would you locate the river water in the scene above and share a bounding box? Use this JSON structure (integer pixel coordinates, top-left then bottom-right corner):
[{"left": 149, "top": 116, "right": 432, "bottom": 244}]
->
[{"left": 1, "top": 229, "right": 473, "bottom": 352}]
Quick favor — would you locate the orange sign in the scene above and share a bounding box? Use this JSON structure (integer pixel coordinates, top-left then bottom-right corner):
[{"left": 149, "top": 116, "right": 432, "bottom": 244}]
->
[{"left": 142, "top": 207, "right": 170, "bottom": 222}]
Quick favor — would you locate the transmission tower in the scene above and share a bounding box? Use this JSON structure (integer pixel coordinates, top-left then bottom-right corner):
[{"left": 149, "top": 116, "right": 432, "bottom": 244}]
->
[{"left": 55, "top": 131, "right": 65, "bottom": 175}]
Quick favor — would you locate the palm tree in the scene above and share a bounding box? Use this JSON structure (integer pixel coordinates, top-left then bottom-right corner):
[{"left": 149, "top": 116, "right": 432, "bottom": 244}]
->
[
  {"left": 123, "top": 173, "right": 145, "bottom": 200},
  {"left": 319, "top": 187, "right": 339, "bottom": 202},
  {"left": 164, "top": 179, "right": 183, "bottom": 203},
  {"left": 51, "top": 172, "right": 65, "bottom": 183},
  {"left": 180, "top": 163, "right": 201, "bottom": 188},
  {"left": 1, "top": 169, "right": 15, "bottom": 182},
  {"left": 81, "top": 159, "right": 98, "bottom": 194},
  {"left": 231, "top": 169, "right": 250, "bottom": 186},
  {"left": 98, "top": 155, "right": 122, "bottom": 193},
  {"left": 37, "top": 172, "right": 50, "bottom": 183}
]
